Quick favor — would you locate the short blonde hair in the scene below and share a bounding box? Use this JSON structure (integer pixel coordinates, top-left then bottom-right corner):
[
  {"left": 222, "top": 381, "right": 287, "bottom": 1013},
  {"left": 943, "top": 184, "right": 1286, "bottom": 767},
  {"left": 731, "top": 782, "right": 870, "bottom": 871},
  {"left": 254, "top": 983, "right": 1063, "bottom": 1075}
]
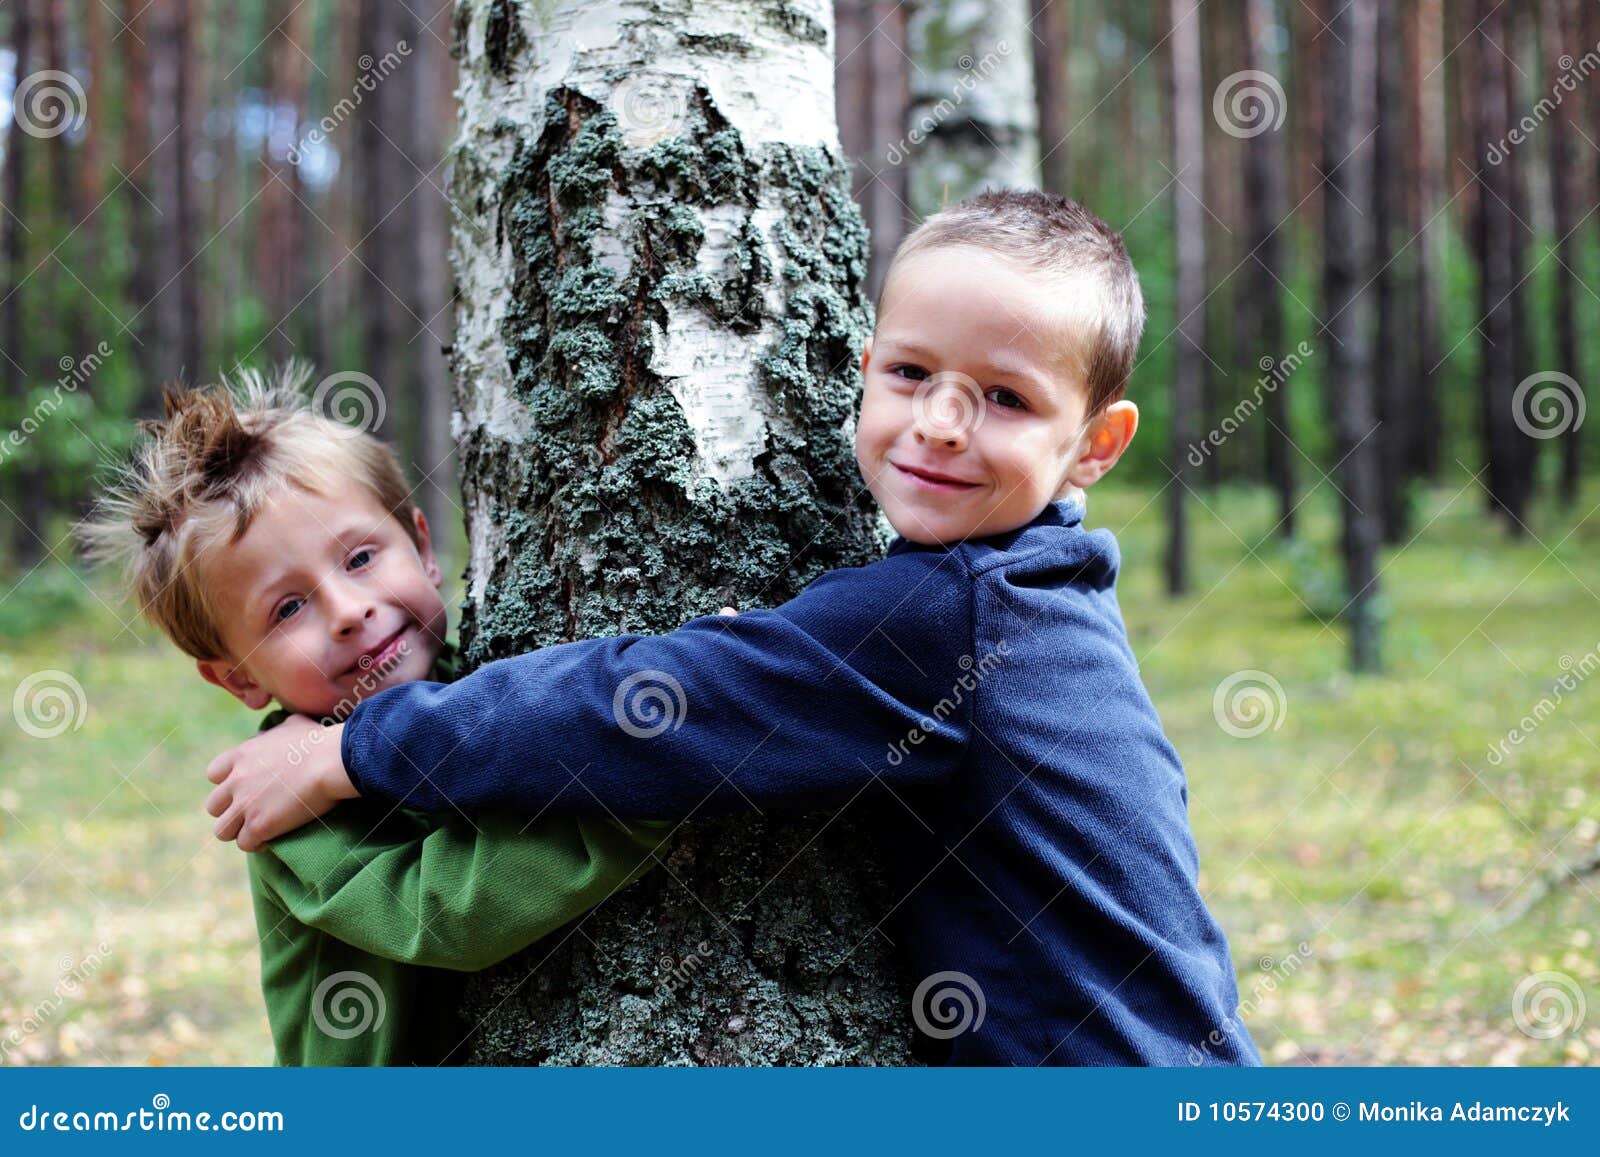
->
[
  {"left": 79, "top": 363, "right": 420, "bottom": 660},
  {"left": 881, "top": 188, "right": 1146, "bottom": 418}
]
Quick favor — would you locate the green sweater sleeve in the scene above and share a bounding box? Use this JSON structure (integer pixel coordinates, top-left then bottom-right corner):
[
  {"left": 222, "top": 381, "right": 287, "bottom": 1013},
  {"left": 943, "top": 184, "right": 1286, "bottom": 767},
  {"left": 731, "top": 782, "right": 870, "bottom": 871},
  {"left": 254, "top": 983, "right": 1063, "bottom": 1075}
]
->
[{"left": 252, "top": 804, "right": 669, "bottom": 972}]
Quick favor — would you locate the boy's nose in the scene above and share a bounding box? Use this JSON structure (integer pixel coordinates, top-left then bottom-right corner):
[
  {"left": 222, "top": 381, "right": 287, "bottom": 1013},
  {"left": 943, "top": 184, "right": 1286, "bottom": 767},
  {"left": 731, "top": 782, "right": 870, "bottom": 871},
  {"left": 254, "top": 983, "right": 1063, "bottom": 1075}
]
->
[
  {"left": 334, "top": 599, "right": 376, "bottom": 638},
  {"left": 915, "top": 423, "right": 968, "bottom": 451},
  {"left": 911, "top": 374, "right": 980, "bottom": 450}
]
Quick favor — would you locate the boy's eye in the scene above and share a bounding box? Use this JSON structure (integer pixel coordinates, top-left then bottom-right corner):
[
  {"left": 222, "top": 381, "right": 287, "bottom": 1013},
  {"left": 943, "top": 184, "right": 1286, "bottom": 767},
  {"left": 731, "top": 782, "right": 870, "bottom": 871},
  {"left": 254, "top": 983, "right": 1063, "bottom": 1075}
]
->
[
  {"left": 987, "top": 387, "right": 1027, "bottom": 410},
  {"left": 348, "top": 548, "right": 375, "bottom": 570},
  {"left": 274, "top": 598, "right": 303, "bottom": 623},
  {"left": 892, "top": 364, "right": 929, "bottom": 382}
]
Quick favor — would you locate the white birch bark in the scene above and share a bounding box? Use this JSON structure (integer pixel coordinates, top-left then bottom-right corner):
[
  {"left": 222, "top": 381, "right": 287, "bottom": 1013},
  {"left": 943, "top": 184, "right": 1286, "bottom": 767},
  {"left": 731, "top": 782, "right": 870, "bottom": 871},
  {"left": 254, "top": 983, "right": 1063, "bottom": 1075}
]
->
[
  {"left": 445, "top": 0, "right": 915, "bottom": 1065},
  {"left": 904, "top": 0, "right": 1039, "bottom": 215}
]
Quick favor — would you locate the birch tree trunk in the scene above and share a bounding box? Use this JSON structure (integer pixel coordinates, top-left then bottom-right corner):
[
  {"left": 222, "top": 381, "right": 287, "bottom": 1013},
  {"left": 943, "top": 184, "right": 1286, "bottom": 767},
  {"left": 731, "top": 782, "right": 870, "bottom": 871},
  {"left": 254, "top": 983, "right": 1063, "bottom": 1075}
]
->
[
  {"left": 905, "top": 0, "right": 1038, "bottom": 215},
  {"left": 444, "top": 0, "right": 915, "bottom": 1065}
]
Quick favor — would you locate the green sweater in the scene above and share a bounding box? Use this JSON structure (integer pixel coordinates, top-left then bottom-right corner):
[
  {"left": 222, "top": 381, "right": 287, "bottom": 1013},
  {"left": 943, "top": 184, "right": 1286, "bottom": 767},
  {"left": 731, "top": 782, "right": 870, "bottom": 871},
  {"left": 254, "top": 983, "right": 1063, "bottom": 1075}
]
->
[{"left": 246, "top": 651, "right": 668, "bottom": 1065}]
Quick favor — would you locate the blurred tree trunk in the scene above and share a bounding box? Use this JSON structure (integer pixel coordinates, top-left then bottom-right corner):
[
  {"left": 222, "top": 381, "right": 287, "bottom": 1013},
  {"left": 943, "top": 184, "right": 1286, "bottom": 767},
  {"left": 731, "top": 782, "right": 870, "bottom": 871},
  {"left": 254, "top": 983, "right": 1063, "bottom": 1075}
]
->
[
  {"left": 1372, "top": 0, "right": 1411, "bottom": 543},
  {"left": 1029, "top": 0, "right": 1070, "bottom": 196},
  {"left": 354, "top": 0, "right": 408, "bottom": 446},
  {"left": 1199, "top": 0, "right": 1236, "bottom": 488},
  {"left": 1291, "top": 0, "right": 1327, "bottom": 220},
  {"left": 257, "top": 0, "right": 310, "bottom": 362},
  {"left": 1242, "top": 0, "right": 1294, "bottom": 536},
  {"left": 1475, "top": 0, "right": 1523, "bottom": 530},
  {"left": 121, "top": 0, "right": 159, "bottom": 412},
  {"left": 2, "top": 0, "right": 45, "bottom": 564},
  {"left": 146, "top": 0, "right": 203, "bottom": 381},
  {"left": 834, "top": 0, "right": 911, "bottom": 300},
  {"left": 1166, "top": 0, "right": 1204, "bottom": 597},
  {"left": 1543, "top": 0, "right": 1584, "bottom": 508},
  {"left": 1407, "top": 0, "right": 1445, "bottom": 481},
  {"left": 410, "top": 0, "right": 456, "bottom": 537},
  {"left": 445, "top": 0, "right": 913, "bottom": 1064},
  {"left": 81, "top": 0, "right": 106, "bottom": 232},
  {"left": 354, "top": 0, "right": 455, "bottom": 535},
  {"left": 313, "top": 0, "right": 363, "bottom": 374},
  {"left": 906, "top": 0, "right": 1039, "bottom": 215},
  {"left": 1322, "top": 0, "right": 1383, "bottom": 672},
  {"left": 1503, "top": 4, "right": 1535, "bottom": 526}
]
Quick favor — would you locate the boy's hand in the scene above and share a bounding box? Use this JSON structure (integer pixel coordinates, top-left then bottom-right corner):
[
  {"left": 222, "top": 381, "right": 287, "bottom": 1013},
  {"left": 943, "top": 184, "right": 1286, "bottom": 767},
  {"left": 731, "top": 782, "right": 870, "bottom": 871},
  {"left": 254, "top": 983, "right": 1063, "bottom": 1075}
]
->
[{"left": 204, "top": 716, "right": 359, "bottom": 851}]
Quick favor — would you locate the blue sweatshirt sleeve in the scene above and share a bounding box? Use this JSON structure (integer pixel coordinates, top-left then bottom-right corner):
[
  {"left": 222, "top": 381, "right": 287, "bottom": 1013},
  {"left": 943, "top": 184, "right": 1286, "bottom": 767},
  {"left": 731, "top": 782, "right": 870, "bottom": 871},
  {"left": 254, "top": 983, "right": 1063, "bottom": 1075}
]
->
[{"left": 341, "top": 546, "right": 975, "bottom": 817}]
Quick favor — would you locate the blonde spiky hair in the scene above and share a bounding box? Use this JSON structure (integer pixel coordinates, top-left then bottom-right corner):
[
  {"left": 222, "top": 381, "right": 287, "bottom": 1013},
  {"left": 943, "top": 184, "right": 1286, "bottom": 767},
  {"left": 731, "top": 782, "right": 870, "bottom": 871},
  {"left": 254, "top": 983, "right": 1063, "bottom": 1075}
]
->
[{"left": 79, "top": 362, "right": 420, "bottom": 660}]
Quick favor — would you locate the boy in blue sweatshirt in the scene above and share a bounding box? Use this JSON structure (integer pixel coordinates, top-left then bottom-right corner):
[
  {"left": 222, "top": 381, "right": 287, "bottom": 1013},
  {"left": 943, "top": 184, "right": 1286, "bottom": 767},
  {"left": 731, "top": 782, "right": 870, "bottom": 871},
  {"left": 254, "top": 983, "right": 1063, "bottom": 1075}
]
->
[{"left": 205, "top": 189, "right": 1260, "bottom": 1066}]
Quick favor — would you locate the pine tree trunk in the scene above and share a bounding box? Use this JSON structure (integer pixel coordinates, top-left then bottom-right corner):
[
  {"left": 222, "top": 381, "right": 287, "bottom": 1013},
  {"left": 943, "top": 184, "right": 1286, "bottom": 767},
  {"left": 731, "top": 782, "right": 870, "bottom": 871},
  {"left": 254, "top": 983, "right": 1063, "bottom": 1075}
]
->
[
  {"left": 444, "top": 0, "right": 915, "bottom": 1066},
  {"left": 258, "top": 0, "right": 309, "bottom": 363},
  {"left": 2, "top": 0, "right": 45, "bottom": 565},
  {"left": 1322, "top": 0, "right": 1383, "bottom": 672},
  {"left": 1546, "top": 0, "right": 1585, "bottom": 505},
  {"left": 905, "top": 0, "right": 1038, "bottom": 215},
  {"left": 146, "top": 0, "right": 202, "bottom": 380},
  {"left": 1408, "top": 0, "right": 1445, "bottom": 481},
  {"left": 1166, "top": 0, "right": 1204, "bottom": 597},
  {"left": 1372, "top": 0, "right": 1410, "bottom": 543},
  {"left": 834, "top": 0, "right": 911, "bottom": 300},
  {"left": 411, "top": 2, "right": 456, "bottom": 538},
  {"left": 1029, "top": 0, "right": 1069, "bottom": 196},
  {"left": 1476, "top": 0, "right": 1520, "bottom": 528},
  {"left": 120, "top": 0, "right": 159, "bottom": 412},
  {"left": 1242, "top": 0, "right": 1293, "bottom": 536},
  {"left": 1198, "top": 0, "right": 1235, "bottom": 489},
  {"left": 1503, "top": 4, "right": 1534, "bottom": 528}
]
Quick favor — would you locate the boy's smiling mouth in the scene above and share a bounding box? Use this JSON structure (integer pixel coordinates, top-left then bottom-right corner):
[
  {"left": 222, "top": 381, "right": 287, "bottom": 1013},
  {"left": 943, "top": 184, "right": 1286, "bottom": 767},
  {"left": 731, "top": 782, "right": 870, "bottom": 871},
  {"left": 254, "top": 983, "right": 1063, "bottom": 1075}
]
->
[
  {"left": 345, "top": 626, "right": 410, "bottom": 679},
  {"left": 890, "top": 459, "right": 984, "bottom": 492}
]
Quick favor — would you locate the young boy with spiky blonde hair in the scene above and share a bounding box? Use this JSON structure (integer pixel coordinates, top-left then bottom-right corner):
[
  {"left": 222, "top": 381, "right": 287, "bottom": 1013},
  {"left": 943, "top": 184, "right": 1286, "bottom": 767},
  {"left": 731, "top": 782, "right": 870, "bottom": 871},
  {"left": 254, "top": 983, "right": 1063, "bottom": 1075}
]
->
[{"left": 82, "top": 366, "right": 666, "bottom": 1064}]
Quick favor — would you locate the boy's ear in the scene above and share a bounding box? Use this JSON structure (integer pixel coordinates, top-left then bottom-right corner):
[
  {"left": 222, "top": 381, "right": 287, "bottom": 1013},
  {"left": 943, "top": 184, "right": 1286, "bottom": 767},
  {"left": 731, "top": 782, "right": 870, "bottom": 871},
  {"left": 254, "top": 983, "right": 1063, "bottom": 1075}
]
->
[
  {"left": 411, "top": 509, "right": 443, "bottom": 588},
  {"left": 1063, "top": 401, "right": 1138, "bottom": 491},
  {"left": 860, "top": 337, "right": 873, "bottom": 376},
  {"left": 197, "top": 659, "right": 274, "bottom": 711}
]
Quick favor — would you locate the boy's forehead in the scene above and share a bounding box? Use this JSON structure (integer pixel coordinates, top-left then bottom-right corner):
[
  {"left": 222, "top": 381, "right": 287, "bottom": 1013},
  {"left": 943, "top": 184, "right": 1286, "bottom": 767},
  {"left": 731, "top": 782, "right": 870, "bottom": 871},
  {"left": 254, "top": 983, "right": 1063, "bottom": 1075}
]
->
[
  {"left": 881, "top": 250, "right": 1093, "bottom": 341},
  {"left": 877, "top": 293, "right": 1093, "bottom": 392},
  {"left": 210, "top": 486, "right": 388, "bottom": 594}
]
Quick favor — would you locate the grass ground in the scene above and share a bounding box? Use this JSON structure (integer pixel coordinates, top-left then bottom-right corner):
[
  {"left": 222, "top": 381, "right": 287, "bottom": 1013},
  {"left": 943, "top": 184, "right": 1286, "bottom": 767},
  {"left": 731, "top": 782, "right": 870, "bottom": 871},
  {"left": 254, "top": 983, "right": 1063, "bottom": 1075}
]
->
[{"left": 2, "top": 467, "right": 1597, "bottom": 1065}]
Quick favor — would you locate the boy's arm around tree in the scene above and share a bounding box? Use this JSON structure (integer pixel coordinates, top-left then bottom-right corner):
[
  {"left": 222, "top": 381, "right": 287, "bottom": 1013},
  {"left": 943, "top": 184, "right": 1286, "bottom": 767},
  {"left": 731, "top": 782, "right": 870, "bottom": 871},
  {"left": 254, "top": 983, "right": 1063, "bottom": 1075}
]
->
[{"left": 340, "top": 547, "right": 977, "bottom": 819}]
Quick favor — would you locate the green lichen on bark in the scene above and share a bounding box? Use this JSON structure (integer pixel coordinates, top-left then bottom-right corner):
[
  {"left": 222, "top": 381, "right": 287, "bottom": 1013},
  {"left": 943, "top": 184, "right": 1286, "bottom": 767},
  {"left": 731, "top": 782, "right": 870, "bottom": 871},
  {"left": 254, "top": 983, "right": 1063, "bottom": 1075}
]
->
[
  {"left": 450, "top": 52, "right": 914, "bottom": 1063},
  {"left": 457, "top": 82, "right": 879, "bottom": 664}
]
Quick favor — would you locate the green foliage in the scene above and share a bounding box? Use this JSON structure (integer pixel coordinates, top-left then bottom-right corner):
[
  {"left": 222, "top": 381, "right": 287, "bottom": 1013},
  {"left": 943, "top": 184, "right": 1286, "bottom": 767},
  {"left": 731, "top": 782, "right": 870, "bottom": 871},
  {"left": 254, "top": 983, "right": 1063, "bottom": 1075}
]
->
[{"left": 0, "top": 565, "right": 97, "bottom": 639}]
